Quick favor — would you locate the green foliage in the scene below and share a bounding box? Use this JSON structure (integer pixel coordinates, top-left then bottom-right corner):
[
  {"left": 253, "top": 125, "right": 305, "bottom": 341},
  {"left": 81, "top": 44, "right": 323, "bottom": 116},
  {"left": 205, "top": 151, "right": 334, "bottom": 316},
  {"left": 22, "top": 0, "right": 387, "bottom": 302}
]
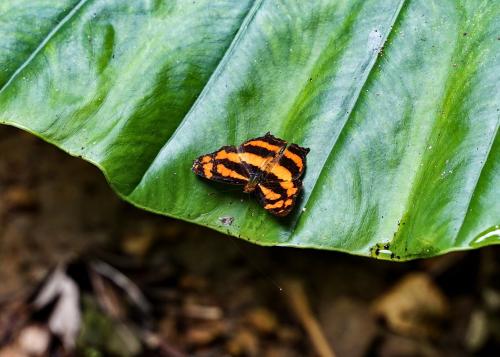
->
[{"left": 1, "top": 0, "right": 499, "bottom": 260}]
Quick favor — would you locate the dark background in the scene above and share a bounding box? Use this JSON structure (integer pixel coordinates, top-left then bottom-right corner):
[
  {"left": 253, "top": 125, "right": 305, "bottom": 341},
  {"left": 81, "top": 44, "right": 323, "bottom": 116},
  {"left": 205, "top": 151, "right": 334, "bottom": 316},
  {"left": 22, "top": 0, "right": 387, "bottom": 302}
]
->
[{"left": 1, "top": 125, "right": 499, "bottom": 356}]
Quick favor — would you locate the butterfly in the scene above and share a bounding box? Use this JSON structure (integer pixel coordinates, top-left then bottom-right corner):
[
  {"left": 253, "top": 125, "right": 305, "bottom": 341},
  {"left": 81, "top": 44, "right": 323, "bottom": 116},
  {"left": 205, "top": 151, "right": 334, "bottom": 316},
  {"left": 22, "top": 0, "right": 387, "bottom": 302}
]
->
[{"left": 192, "top": 132, "right": 309, "bottom": 216}]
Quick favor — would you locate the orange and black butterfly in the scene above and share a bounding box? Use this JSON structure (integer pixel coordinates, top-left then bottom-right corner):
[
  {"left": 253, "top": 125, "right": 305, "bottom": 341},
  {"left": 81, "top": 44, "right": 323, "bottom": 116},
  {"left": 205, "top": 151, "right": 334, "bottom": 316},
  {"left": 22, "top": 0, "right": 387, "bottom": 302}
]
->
[{"left": 192, "top": 132, "right": 309, "bottom": 217}]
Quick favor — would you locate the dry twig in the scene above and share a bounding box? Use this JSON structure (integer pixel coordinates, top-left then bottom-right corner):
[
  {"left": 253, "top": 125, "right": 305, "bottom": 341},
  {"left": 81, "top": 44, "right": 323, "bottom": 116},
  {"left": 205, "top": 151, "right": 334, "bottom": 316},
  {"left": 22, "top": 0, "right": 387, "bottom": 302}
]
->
[{"left": 283, "top": 279, "right": 336, "bottom": 357}]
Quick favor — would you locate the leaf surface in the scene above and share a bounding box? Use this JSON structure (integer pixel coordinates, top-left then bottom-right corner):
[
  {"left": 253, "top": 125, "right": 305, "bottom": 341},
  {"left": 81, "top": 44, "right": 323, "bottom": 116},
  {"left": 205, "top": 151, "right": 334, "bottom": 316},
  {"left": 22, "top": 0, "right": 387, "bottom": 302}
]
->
[{"left": 1, "top": 0, "right": 499, "bottom": 260}]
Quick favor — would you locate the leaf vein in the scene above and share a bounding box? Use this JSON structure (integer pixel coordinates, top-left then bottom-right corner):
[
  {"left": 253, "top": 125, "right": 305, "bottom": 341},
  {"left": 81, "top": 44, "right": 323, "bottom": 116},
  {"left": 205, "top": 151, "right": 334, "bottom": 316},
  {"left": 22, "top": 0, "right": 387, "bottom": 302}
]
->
[
  {"left": 127, "top": 0, "right": 264, "bottom": 196},
  {"left": 290, "top": 0, "right": 408, "bottom": 236},
  {"left": 0, "top": 0, "right": 90, "bottom": 95},
  {"left": 455, "top": 118, "right": 499, "bottom": 242}
]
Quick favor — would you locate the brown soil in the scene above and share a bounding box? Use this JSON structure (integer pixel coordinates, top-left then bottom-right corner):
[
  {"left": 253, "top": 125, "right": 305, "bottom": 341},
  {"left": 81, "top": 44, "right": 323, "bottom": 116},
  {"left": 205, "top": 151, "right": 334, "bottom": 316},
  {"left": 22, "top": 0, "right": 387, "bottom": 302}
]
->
[{"left": 1, "top": 125, "right": 499, "bottom": 356}]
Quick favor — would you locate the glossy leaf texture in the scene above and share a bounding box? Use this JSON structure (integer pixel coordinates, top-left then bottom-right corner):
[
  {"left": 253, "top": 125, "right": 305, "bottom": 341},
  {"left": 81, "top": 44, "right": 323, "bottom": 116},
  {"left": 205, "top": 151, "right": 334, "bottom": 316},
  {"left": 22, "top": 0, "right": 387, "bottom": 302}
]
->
[{"left": 1, "top": 0, "right": 499, "bottom": 260}]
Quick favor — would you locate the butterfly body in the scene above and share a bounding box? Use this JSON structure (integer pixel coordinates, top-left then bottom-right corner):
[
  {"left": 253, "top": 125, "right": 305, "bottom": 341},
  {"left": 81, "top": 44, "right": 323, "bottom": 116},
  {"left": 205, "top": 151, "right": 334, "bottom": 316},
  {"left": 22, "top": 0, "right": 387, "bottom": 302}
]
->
[{"left": 192, "top": 133, "right": 309, "bottom": 217}]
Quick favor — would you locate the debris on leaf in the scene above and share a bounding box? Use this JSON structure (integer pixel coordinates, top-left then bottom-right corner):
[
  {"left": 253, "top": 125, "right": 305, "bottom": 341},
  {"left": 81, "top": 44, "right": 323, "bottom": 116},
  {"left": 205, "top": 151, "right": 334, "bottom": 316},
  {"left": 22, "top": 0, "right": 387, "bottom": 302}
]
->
[{"left": 219, "top": 216, "right": 234, "bottom": 226}]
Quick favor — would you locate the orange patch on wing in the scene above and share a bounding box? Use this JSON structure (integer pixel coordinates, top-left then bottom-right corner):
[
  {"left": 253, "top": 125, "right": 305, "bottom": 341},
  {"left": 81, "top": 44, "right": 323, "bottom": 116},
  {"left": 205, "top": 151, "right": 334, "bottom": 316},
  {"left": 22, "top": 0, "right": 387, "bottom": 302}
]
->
[
  {"left": 283, "top": 150, "right": 304, "bottom": 170},
  {"left": 284, "top": 199, "right": 293, "bottom": 206},
  {"left": 259, "top": 185, "right": 281, "bottom": 200},
  {"left": 239, "top": 152, "right": 270, "bottom": 169},
  {"left": 280, "top": 181, "right": 294, "bottom": 189},
  {"left": 270, "top": 164, "right": 292, "bottom": 181},
  {"left": 201, "top": 156, "right": 211, "bottom": 163},
  {"left": 215, "top": 150, "right": 241, "bottom": 163},
  {"left": 280, "top": 181, "right": 298, "bottom": 196},
  {"left": 264, "top": 200, "right": 284, "bottom": 209},
  {"left": 244, "top": 140, "right": 281, "bottom": 152},
  {"left": 203, "top": 163, "right": 213, "bottom": 178},
  {"left": 216, "top": 164, "right": 247, "bottom": 181}
]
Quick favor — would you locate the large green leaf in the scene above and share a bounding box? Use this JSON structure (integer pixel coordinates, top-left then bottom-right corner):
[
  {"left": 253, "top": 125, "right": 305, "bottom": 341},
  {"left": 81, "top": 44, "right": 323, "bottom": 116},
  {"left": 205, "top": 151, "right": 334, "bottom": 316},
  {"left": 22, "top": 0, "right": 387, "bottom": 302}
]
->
[{"left": 1, "top": 0, "right": 499, "bottom": 260}]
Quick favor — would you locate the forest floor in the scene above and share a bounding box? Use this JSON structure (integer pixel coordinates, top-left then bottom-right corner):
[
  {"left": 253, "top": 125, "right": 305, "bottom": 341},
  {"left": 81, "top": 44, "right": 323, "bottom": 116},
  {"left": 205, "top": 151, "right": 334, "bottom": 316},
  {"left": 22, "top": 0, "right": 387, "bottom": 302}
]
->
[{"left": 0, "top": 125, "right": 499, "bottom": 357}]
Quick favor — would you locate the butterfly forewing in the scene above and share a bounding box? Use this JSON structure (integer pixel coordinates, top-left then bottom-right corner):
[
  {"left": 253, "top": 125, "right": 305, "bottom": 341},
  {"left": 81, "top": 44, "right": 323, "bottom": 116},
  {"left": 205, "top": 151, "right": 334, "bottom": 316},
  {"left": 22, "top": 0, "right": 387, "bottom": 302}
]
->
[
  {"left": 237, "top": 132, "right": 287, "bottom": 178},
  {"left": 280, "top": 144, "right": 309, "bottom": 180},
  {"left": 192, "top": 146, "right": 249, "bottom": 185}
]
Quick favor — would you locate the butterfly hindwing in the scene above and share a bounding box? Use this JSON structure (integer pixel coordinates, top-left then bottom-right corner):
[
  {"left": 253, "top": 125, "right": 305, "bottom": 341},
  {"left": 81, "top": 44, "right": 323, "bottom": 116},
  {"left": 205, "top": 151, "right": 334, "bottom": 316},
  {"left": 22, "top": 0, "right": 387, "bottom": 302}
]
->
[
  {"left": 253, "top": 139, "right": 309, "bottom": 216},
  {"left": 256, "top": 179, "right": 302, "bottom": 217}
]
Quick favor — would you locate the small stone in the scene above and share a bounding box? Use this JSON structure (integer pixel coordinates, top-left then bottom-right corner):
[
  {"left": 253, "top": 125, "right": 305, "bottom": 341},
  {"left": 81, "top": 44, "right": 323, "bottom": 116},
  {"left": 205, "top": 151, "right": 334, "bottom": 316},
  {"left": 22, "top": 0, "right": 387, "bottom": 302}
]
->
[
  {"left": 226, "top": 328, "right": 259, "bottom": 356},
  {"left": 183, "top": 302, "right": 223, "bottom": 320},
  {"left": 245, "top": 307, "right": 278, "bottom": 334},
  {"left": 465, "top": 309, "right": 488, "bottom": 351},
  {"left": 372, "top": 273, "right": 448, "bottom": 338},
  {"left": 186, "top": 321, "right": 227, "bottom": 346},
  {"left": 121, "top": 232, "right": 154, "bottom": 257},
  {"left": 4, "top": 186, "right": 36, "bottom": 211},
  {"left": 18, "top": 324, "right": 50, "bottom": 356}
]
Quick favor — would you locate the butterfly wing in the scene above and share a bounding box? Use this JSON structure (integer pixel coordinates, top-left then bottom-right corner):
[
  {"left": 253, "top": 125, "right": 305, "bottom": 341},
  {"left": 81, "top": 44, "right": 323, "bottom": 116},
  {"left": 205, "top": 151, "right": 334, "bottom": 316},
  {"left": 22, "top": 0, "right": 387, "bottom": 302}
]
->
[
  {"left": 236, "top": 132, "right": 287, "bottom": 178},
  {"left": 256, "top": 179, "right": 303, "bottom": 216},
  {"left": 274, "top": 143, "right": 310, "bottom": 180},
  {"left": 255, "top": 141, "right": 309, "bottom": 216},
  {"left": 192, "top": 145, "right": 249, "bottom": 185}
]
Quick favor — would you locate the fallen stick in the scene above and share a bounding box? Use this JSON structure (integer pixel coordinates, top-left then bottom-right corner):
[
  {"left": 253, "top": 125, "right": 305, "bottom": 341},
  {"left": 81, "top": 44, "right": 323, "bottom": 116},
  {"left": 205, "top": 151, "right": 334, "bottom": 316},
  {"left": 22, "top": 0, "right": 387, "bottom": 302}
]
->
[{"left": 283, "top": 279, "right": 336, "bottom": 357}]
